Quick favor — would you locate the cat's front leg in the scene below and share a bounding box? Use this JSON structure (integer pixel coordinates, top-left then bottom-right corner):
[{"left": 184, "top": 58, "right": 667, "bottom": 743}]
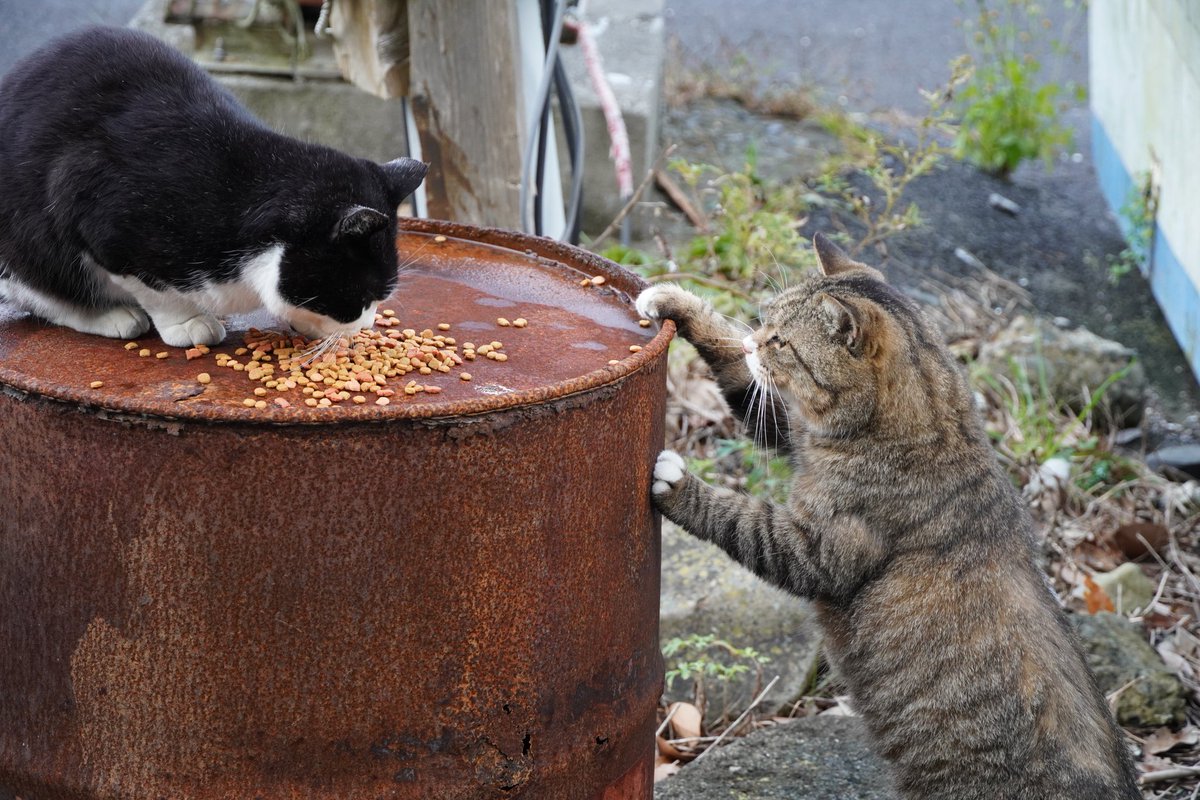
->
[
  {"left": 638, "top": 284, "right": 793, "bottom": 451},
  {"left": 652, "top": 450, "right": 885, "bottom": 601},
  {"left": 108, "top": 275, "right": 225, "bottom": 347}
]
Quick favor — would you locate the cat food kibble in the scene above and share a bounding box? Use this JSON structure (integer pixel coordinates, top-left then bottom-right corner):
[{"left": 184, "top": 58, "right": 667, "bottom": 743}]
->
[
  {"left": 181, "top": 316, "right": 516, "bottom": 410},
  {"left": 513, "top": 318, "right": 527, "bottom": 328},
  {"left": 434, "top": 235, "right": 447, "bottom": 243},
  {"left": 124, "top": 342, "right": 139, "bottom": 350},
  {"left": 89, "top": 380, "right": 104, "bottom": 389},
  {"left": 155, "top": 351, "right": 169, "bottom": 359},
  {"left": 629, "top": 345, "right": 643, "bottom": 353},
  {"left": 497, "top": 317, "right": 510, "bottom": 327},
  {"left": 639, "top": 319, "right": 651, "bottom": 327},
  {"left": 138, "top": 348, "right": 151, "bottom": 357},
  {"left": 197, "top": 373, "right": 211, "bottom": 384},
  {"left": 590, "top": 275, "right": 606, "bottom": 286}
]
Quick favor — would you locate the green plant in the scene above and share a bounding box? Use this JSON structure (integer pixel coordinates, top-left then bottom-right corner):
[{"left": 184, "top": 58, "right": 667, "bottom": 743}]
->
[
  {"left": 969, "top": 351, "right": 1138, "bottom": 497},
  {"left": 689, "top": 438, "right": 791, "bottom": 503},
  {"left": 632, "top": 151, "right": 815, "bottom": 319},
  {"left": 663, "top": 633, "right": 770, "bottom": 719},
  {"left": 1107, "top": 171, "right": 1158, "bottom": 284},
  {"left": 816, "top": 59, "right": 966, "bottom": 255},
  {"left": 953, "top": 0, "right": 1082, "bottom": 177}
]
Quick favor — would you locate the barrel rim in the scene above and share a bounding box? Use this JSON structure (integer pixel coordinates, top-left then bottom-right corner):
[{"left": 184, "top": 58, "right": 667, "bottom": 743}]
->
[{"left": 0, "top": 219, "right": 675, "bottom": 425}]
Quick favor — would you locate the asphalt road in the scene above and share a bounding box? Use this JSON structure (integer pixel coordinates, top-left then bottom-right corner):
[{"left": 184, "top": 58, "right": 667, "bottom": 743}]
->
[
  {"left": 664, "top": 0, "right": 1089, "bottom": 118},
  {"left": 0, "top": 0, "right": 146, "bottom": 75}
]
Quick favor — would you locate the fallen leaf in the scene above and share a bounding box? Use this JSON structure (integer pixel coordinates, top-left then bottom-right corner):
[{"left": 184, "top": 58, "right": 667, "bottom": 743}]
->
[
  {"left": 1143, "top": 726, "right": 1199, "bottom": 755},
  {"left": 667, "top": 701, "right": 703, "bottom": 740},
  {"left": 1112, "top": 521, "right": 1170, "bottom": 559},
  {"left": 1083, "top": 574, "right": 1115, "bottom": 614}
]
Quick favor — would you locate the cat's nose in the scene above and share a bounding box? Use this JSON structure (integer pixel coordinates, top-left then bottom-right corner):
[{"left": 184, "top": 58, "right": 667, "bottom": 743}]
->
[{"left": 742, "top": 335, "right": 756, "bottom": 354}]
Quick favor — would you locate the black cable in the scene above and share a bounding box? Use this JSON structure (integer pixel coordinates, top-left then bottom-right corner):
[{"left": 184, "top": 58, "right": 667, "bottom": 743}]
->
[
  {"left": 531, "top": 0, "right": 584, "bottom": 243},
  {"left": 534, "top": 0, "right": 553, "bottom": 236},
  {"left": 554, "top": 55, "right": 584, "bottom": 244}
]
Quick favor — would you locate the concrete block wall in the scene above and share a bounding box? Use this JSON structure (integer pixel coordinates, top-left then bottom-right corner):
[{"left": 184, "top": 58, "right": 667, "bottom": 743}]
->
[{"left": 1090, "top": 0, "right": 1200, "bottom": 378}]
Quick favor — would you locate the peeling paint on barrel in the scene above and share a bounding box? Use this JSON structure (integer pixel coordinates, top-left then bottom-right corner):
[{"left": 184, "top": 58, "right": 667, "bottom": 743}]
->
[{"left": 0, "top": 219, "right": 673, "bottom": 799}]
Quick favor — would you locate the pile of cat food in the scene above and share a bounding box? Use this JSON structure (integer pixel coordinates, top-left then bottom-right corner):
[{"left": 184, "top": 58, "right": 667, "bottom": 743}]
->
[{"left": 122, "top": 309, "right": 518, "bottom": 409}]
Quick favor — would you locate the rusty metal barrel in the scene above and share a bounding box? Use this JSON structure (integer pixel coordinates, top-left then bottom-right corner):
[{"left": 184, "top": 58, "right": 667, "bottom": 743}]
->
[{"left": 0, "top": 220, "right": 673, "bottom": 799}]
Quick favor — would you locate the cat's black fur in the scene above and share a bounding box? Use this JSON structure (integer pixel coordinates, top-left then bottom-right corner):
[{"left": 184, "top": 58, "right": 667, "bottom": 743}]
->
[{"left": 0, "top": 26, "right": 426, "bottom": 345}]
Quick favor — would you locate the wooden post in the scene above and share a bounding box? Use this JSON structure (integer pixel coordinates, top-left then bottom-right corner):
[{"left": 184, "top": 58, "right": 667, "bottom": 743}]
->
[
  {"left": 329, "top": 0, "right": 411, "bottom": 100},
  {"left": 406, "top": 0, "right": 525, "bottom": 227}
]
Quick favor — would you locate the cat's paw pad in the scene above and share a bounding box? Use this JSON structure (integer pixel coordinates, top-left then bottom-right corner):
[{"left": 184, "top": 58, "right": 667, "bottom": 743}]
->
[
  {"left": 95, "top": 306, "right": 151, "bottom": 339},
  {"left": 635, "top": 284, "right": 697, "bottom": 323},
  {"left": 158, "top": 314, "right": 226, "bottom": 347},
  {"left": 652, "top": 449, "right": 687, "bottom": 495}
]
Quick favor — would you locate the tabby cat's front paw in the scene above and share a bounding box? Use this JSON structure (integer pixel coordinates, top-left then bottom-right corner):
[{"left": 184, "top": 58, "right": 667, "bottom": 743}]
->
[
  {"left": 635, "top": 284, "right": 702, "bottom": 325},
  {"left": 652, "top": 449, "right": 687, "bottom": 497}
]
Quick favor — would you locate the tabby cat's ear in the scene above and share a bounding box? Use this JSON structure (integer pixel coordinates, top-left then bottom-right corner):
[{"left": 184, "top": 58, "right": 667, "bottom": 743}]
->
[
  {"left": 381, "top": 157, "right": 429, "bottom": 204},
  {"left": 333, "top": 205, "right": 390, "bottom": 241},
  {"left": 813, "top": 232, "right": 861, "bottom": 276},
  {"left": 812, "top": 232, "right": 885, "bottom": 281},
  {"left": 818, "top": 293, "right": 868, "bottom": 356}
]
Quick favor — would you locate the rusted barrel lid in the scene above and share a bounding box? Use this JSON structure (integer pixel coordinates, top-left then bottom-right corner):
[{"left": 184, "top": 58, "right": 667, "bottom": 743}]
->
[{"left": 0, "top": 219, "right": 672, "bottom": 423}]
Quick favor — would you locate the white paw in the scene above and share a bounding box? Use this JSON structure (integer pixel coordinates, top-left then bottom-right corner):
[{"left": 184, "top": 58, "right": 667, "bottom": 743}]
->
[
  {"left": 158, "top": 313, "right": 226, "bottom": 347},
  {"left": 635, "top": 284, "right": 690, "bottom": 322},
  {"left": 94, "top": 306, "right": 151, "bottom": 339},
  {"left": 652, "top": 449, "right": 687, "bottom": 496}
]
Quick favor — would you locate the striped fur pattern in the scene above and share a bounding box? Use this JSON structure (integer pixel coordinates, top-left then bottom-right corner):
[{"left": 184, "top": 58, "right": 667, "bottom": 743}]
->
[{"left": 636, "top": 234, "right": 1139, "bottom": 799}]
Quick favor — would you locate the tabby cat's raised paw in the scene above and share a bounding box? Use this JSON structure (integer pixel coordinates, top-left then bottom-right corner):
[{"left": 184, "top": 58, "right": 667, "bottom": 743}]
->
[
  {"left": 652, "top": 449, "right": 687, "bottom": 496},
  {"left": 635, "top": 283, "right": 702, "bottom": 324}
]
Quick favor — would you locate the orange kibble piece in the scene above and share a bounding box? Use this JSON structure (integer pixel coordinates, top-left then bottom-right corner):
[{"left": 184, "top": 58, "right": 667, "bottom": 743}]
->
[
  {"left": 124, "top": 342, "right": 139, "bottom": 351},
  {"left": 437, "top": 323, "right": 451, "bottom": 331},
  {"left": 138, "top": 348, "right": 151, "bottom": 358},
  {"left": 376, "top": 396, "right": 390, "bottom": 406},
  {"left": 639, "top": 319, "right": 651, "bottom": 327},
  {"left": 460, "top": 372, "right": 472, "bottom": 381},
  {"left": 513, "top": 318, "right": 527, "bottom": 328},
  {"left": 155, "top": 351, "right": 169, "bottom": 359},
  {"left": 197, "top": 373, "right": 212, "bottom": 384},
  {"left": 629, "top": 345, "right": 643, "bottom": 353}
]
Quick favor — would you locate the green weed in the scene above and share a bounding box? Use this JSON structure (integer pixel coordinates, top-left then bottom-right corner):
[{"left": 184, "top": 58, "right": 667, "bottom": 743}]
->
[{"left": 953, "top": 0, "right": 1082, "bottom": 177}]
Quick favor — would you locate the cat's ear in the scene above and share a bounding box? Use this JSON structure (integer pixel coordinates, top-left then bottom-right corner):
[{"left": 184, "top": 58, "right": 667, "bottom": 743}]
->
[
  {"left": 333, "top": 205, "right": 390, "bottom": 241},
  {"left": 381, "top": 157, "right": 429, "bottom": 203},
  {"left": 818, "top": 293, "right": 868, "bottom": 356},
  {"left": 813, "top": 232, "right": 885, "bottom": 281}
]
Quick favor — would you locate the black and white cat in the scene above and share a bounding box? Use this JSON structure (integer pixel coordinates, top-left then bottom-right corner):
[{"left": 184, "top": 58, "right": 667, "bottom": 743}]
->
[{"left": 0, "top": 26, "right": 427, "bottom": 347}]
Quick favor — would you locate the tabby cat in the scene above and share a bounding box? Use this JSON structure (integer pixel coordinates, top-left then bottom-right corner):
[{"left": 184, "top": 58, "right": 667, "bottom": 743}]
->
[
  {"left": 0, "top": 27, "right": 426, "bottom": 347},
  {"left": 636, "top": 233, "right": 1139, "bottom": 800}
]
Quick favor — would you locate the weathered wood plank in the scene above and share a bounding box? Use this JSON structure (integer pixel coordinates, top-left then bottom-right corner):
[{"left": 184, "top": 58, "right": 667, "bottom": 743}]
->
[{"left": 407, "top": 0, "right": 525, "bottom": 227}]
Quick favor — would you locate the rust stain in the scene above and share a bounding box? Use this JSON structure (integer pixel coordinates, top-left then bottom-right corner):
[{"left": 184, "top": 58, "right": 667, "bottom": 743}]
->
[{"left": 0, "top": 220, "right": 670, "bottom": 799}]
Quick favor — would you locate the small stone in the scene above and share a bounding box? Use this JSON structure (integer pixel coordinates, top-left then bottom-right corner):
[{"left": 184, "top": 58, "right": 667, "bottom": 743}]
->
[
  {"left": 1146, "top": 444, "right": 1200, "bottom": 479},
  {"left": 988, "top": 192, "right": 1021, "bottom": 216},
  {"left": 1068, "top": 612, "right": 1188, "bottom": 727}
]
